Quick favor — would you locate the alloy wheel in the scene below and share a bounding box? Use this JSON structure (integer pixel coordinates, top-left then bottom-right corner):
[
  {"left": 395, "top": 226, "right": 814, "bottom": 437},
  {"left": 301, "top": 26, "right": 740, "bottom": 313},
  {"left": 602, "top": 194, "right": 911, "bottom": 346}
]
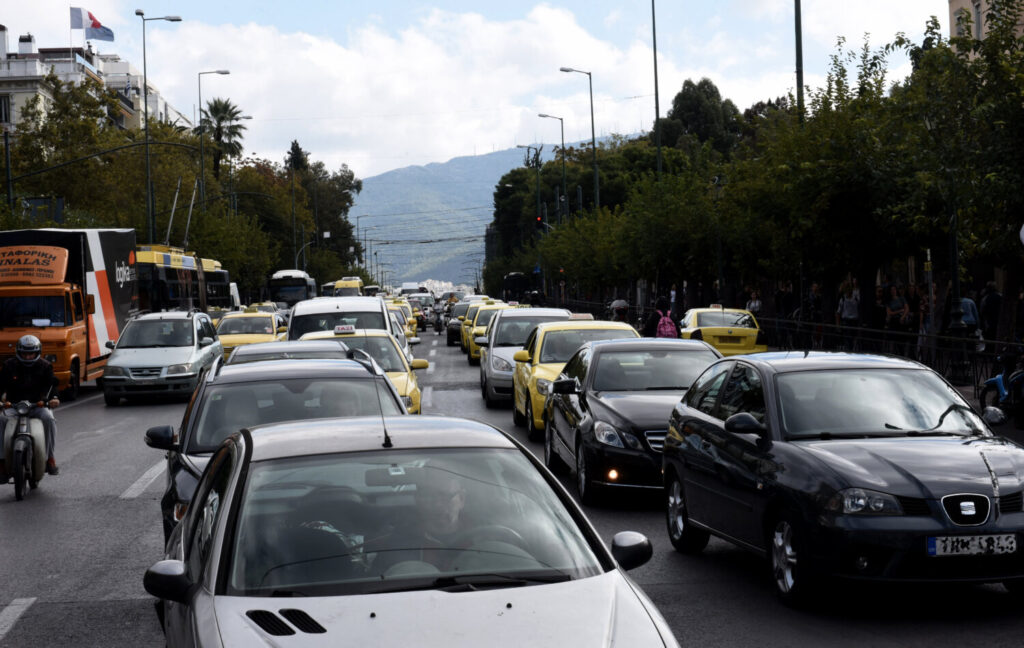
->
[{"left": 772, "top": 520, "right": 798, "bottom": 595}]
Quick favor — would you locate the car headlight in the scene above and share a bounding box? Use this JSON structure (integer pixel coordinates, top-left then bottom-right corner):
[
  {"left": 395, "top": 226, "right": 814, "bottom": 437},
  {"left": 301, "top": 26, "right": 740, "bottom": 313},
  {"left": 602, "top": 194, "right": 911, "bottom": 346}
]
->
[
  {"left": 593, "top": 421, "right": 643, "bottom": 450},
  {"left": 166, "top": 363, "right": 194, "bottom": 375},
  {"left": 536, "top": 379, "right": 552, "bottom": 395},
  {"left": 492, "top": 356, "right": 513, "bottom": 372},
  {"left": 826, "top": 488, "right": 903, "bottom": 515},
  {"left": 402, "top": 395, "right": 413, "bottom": 408},
  {"left": 104, "top": 366, "right": 125, "bottom": 377}
]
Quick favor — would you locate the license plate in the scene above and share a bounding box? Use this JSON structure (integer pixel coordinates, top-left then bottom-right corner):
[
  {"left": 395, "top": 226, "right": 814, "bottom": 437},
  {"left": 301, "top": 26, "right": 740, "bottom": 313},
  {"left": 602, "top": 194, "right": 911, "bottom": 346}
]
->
[
  {"left": 927, "top": 534, "right": 1017, "bottom": 556},
  {"left": 717, "top": 336, "right": 741, "bottom": 344}
]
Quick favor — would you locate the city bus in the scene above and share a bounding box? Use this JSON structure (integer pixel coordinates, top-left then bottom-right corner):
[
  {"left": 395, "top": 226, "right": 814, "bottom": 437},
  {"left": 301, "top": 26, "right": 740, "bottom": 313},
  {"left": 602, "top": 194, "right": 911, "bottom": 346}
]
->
[
  {"left": 136, "top": 244, "right": 231, "bottom": 313},
  {"left": 267, "top": 269, "right": 317, "bottom": 307}
]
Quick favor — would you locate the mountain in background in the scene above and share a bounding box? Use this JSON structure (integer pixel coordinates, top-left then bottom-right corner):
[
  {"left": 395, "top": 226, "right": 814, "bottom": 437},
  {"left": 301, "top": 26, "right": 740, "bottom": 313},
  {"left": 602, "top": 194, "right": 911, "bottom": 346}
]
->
[{"left": 351, "top": 146, "right": 556, "bottom": 286}]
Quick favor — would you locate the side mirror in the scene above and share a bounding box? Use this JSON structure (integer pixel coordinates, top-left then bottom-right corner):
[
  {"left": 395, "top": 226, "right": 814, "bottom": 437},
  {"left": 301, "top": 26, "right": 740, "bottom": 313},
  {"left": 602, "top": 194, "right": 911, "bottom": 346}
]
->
[
  {"left": 411, "top": 358, "right": 429, "bottom": 370},
  {"left": 513, "top": 350, "right": 531, "bottom": 363},
  {"left": 277, "top": 326, "right": 288, "bottom": 333},
  {"left": 143, "top": 559, "right": 194, "bottom": 604},
  {"left": 409, "top": 336, "right": 421, "bottom": 346},
  {"left": 550, "top": 378, "right": 579, "bottom": 395},
  {"left": 983, "top": 406, "right": 1007, "bottom": 427},
  {"left": 474, "top": 336, "right": 488, "bottom": 347},
  {"left": 105, "top": 340, "right": 116, "bottom": 350},
  {"left": 85, "top": 294, "right": 96, "bottom": 315},
  {"left": 458, "top": 316, "right": 465, "bottom": 322},
  {"left": 725, "top": 412, "right": 768, "bottom": 436},
  {"left": 144, "top": 425, "right": 177, "bottom": 450},
  {"left": 199, "top": 337, "right": 214, "bottom": 348},
  {"left": 610, "top": 531, "right": 652, "bottom": 571}
]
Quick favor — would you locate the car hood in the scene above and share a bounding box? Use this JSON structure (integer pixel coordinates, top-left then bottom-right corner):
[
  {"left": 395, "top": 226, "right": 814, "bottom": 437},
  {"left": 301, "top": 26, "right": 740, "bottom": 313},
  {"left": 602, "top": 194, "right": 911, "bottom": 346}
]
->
[
  {"left": 109, "top": 346, "right": 195, "bottom": 367},
  {"left": 591, "top": 391, "right": 685, "bottom": 430},
  {"left": 386, "top": 371, "right": 414, "bottom": 396},
  {"left": 212, "top": 571, "right": 673, "bottom": 647},
  {"left": 797, "top": 436, "right": 1024, "bottom": 498},
  {"left": 533, "top": 363, "right": 564, "bottom": 383}
]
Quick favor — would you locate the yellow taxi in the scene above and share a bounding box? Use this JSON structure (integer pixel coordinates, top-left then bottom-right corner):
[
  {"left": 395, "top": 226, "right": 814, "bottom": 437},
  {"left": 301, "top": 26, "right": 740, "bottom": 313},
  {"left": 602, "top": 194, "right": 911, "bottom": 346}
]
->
[
  {"left": 679, "top": 306, "right": 768, "bottom": 356},
  {"left": 215, "top": 308, "right": 288, "bottom": 360},
  {"left": 512, "top": 319, "right": 639, "bottom": 438},
  {"left": 467, "top": 302, "right": 509, "bottom": 366},
  {"left": 300, "top": 326, "right": 429, "bottom": 414},
  {"left": 389, "top": 299, "right": 417, "bottom": 332},
  {"left": 386, "top": 303, "right": 417, "bottom": 341},
  {"left": 249, "top": 301, "right": 279, "bottom": 313},
  {"left": 460, "top": 299, "right": 502, "bottom": 352}
]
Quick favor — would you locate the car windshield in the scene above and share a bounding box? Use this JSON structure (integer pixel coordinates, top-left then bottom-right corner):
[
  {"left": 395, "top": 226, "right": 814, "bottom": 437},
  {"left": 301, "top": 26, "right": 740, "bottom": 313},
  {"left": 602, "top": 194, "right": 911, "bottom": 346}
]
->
[
  {"left": 592, "top": 349, "right": 720, "bottom": 391},
  {"left": 218, "top": 317, "right": 274, "bottom": 335},
  {"left": 225, "top": 447, "right": 605, "bottom": 597},
  {"left": 118, "top": 319, "right": 194, "bottom": 348},
  {"left": 228, "top": 350, "right": 346, "bottom": 365},
  {"left": 390, "top": 309, "right": 407, "bottom": 325},
  {"left": 451, "top": 303, "right": 470, "bottom": 318},
  {"left": 540, "top": 329, "right": 636, "bottom": 364},
  {"left": 335, "top": 287, "right": 360, "bottom": 297},
  {"left": 474, "top": 308, "right": 502, "bottom": 328},
  {"left": 494, "top": 316, "right": 567, "bottom": 347},
  {"left": 777, "top": 368, "right": 988, "bottom": 439},
  {"left": 464, "top": 306, "right": 481, "bottom": 323},
  {"left": 340, "top": 337, "right": 406, "bottom": 372},
  {"left": 188, "top": 378, "right": 402, "bottom": 452},
  {"left": 696, "top": 311, "right": 755, "bottom": 328},
  {"left": 290, "top": 311, "right": 386, "bottom": 339},
  {"left": 0, "top": 296, "right": 68, "bottom": 328}
]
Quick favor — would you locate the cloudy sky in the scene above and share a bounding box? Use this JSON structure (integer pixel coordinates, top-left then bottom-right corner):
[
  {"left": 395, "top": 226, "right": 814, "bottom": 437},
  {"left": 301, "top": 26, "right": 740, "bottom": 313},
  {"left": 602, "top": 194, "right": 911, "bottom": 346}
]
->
[{"left": 10, "top": 1, "right": 950, "bottom": 179}]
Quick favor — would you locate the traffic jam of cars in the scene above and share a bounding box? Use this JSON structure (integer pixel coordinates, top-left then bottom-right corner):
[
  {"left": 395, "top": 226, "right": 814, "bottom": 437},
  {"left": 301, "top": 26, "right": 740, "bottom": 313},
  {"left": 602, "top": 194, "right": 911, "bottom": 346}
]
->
[{"left": 32, "top": 268, "right": 1024, "bottom": 644}]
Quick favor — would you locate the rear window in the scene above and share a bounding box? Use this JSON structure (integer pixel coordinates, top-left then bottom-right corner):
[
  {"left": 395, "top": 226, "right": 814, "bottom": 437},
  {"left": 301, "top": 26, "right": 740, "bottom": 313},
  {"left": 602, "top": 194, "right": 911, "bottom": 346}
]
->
[
  {"left": 539, "top": 329, "right": 638, "bottom": 364},
  {"left": 494, "top": 316, "right": 568, "bottom": 347},
  {"left": 696, "top": 312, "right": 756, "bottom": 328},
  {"left": 290, "top": 311, "right": 385, "bottom": 340}
]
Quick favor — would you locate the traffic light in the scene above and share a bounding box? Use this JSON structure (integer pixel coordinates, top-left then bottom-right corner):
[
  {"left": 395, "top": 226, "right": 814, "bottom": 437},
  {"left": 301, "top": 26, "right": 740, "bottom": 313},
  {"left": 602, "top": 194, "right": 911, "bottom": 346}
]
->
[{"left": 535, "top": 215, "right": 544, "bottom": 231}]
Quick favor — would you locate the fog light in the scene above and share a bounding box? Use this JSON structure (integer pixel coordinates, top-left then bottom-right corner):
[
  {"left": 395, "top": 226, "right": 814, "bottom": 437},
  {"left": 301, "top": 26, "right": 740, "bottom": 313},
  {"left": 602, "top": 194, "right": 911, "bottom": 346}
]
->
[
  {"left": 607, "top": 469, "right": 619, "bottom": 481},
  {"left": 855, "top": 556, "right": 869, "bottom": 571}
]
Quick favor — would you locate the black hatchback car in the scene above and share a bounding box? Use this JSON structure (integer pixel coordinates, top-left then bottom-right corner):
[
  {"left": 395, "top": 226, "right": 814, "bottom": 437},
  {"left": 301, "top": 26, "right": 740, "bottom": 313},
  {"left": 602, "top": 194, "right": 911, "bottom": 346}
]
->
[
  {"left": 543, "top": 338, "right": 721, "bottom": 505},
  {"left": 144, "top": 357, "right": 406, "bottom": 540},
  {"left": 663, "top": 351, "right": 1024, "bottom": 604}
]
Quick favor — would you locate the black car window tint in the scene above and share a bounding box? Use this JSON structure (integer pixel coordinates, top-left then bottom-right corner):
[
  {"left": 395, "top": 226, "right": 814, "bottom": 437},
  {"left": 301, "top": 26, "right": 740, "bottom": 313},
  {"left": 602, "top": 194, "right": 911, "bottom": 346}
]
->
[
  {"left": 562, "top": 351, "right": 584, "bottom": 381},
  {"left": 686, "top": 362, "right": 732, "bottom": 416},
  {"left": 717, "top": 365, "right": 766, "bottom": 422},
  {"left": 185, "top": 446, "right": 233, "bottom": 574}
]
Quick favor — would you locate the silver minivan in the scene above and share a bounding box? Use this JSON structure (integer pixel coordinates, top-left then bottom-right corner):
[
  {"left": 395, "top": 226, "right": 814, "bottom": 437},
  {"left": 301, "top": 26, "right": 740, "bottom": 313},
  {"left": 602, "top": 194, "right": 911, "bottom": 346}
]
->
[
  {"left": 479, "top": 307, "right": 570, "bottom": 407},
  {"left": 102, "top": 311, "right": 222, "bottom": 405}
]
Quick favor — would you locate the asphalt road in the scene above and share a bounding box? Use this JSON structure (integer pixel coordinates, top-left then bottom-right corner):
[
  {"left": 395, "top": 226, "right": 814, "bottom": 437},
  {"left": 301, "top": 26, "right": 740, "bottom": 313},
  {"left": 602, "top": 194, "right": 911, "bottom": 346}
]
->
[{"left": 2, "top": 333, "right": 1024, "bottom": 646}]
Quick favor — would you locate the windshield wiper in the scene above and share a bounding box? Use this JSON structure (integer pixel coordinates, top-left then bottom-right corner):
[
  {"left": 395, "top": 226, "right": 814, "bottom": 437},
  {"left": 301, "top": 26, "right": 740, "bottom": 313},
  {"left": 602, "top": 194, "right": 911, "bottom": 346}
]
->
[
  {"left": 268, "top": 589, "right": 308, "bottom": 597},
  {"left": 371, "top": 572, "right": 571, "bottom": 594},
  {"left": 792, "top": 432, "right": 890, "bottom": 440},
  {"left": 904, "top": 430, "right": 968, "bottom": 437}
]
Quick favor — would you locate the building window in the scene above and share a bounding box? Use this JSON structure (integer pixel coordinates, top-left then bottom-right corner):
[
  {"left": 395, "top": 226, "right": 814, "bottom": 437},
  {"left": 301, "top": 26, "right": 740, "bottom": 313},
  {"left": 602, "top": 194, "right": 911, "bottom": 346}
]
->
[
  {"left": 0, "top": 95, "right": 10, "bottom": 124},
  {"left": 974, "top": 1, "right": 984, "bottom": 38}
]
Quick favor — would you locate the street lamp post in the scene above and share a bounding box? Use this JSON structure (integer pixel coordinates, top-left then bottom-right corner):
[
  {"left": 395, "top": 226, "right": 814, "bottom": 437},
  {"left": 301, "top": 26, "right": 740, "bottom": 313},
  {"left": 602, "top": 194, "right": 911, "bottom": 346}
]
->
[
  {"left": 135, "top": 9, "right": 181, "bottom": 244},
  {"left": 516, "top": 145, "right": 542, "bottom": 232},
  {"left": 538, "top": 113, "right": 566, "bottom": 223},
  {"left": 559, "top": 66, "right": 598, "bottom": 209},
  {"left": 197, "top": 69, "right": 230, "bottom": 205}
]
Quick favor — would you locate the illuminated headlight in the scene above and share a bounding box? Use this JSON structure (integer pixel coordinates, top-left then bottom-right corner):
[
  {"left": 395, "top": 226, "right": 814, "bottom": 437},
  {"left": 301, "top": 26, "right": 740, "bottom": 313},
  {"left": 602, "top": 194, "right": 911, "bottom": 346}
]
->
[
  {"left": 44, "top": 354, "right": 57, "bottom": 364},
  {"left": 826, "top": 488, "right": 903, "bottom": 515},
  {"left": 536, "top": 379, "right": 552, "bottom": 395},
  {"left": 104, "top": 366, "right": 126, "bottom": 377},
  {"left": 166, "top": 363, "right": 194, "bottom": 375},
  {"left": 593, "top": 421, "right": 642, "bottom": 449},
  {"left": 402, "top": 395, "right": 413, "bottom": 409},
  {"left": 492, "top": 356, "right": 513, "bottom": 372}
]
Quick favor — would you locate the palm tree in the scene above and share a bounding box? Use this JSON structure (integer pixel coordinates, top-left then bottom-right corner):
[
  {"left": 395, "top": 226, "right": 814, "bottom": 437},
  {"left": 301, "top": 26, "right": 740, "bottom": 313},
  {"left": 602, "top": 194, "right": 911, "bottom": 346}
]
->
[{"left": 199, "top": 97, "right": 247, "bottom": 180}]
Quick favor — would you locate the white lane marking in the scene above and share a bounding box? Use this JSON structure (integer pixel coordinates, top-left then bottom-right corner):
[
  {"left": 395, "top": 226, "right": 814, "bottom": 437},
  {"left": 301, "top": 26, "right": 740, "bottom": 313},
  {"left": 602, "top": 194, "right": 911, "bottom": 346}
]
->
[
  {"left": 431, "top": 338, "right": 438, "bottom": 346},
  {"left": 56, "top": 391, "right": 103, "bottom": 411},
  {"left": 119, "top": 461, "right": 166, "bottom": 499},
  {"left": 426, "top": 363, "right": 436, "bottom": 374},
  {"left": 428, "top": 349, "right": 436, "bottom": 357},
  {"left": 0, "top": 598, "right": 36, "bottom": 642},
  {"left": 422, "top": 386, "right": 433, "bottom": 408}
]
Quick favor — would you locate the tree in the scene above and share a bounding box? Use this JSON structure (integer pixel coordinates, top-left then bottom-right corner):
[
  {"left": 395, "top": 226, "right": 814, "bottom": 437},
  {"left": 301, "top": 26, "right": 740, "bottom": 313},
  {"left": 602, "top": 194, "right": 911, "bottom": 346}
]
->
[
  {"left": 665, "top": 78, "right": 742, "bottom": 157},
  {"left": 200, "top": 97, "right": 248, "bottom": 180},
  {"left": 286, "top": 140, "right": 309, "bottom": 171}
]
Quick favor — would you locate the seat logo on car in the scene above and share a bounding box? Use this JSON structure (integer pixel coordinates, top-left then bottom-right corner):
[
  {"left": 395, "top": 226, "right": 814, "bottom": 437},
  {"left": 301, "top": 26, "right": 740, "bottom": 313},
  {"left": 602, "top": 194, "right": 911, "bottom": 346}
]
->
[{"left": 961, "top": 501, "right": 977, "bottom": 516}]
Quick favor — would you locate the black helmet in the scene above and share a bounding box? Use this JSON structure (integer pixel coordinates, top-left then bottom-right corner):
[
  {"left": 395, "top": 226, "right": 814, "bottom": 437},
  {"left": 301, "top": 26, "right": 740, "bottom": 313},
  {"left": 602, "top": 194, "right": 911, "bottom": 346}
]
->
[{"left": 16, "top": 335, "right": 41, "bottom": 365}]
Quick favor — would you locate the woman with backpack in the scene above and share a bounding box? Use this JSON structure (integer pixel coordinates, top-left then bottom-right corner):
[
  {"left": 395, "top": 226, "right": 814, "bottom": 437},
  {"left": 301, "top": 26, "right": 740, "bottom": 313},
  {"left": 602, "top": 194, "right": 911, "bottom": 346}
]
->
[{"left": 643, "top": 297, "right": 679, "bottom": 338}]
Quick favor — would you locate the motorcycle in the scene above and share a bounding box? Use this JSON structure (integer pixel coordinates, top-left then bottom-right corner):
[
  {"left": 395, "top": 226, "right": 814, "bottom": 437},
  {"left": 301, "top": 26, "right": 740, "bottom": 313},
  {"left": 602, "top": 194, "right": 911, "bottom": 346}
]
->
[
  {"left": 980, "top": 353, "right": 1024, "bottom": 429},
  {"left": 1, "top": 400, "right": 51, "bottom": 501},
  {"left": 434, "top": 304, "right": 444, "bottom": 334}
]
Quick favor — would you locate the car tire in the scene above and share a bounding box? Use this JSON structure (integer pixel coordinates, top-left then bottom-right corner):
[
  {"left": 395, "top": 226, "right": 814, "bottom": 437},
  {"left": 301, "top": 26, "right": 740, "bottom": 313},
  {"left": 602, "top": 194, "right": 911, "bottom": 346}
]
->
[
  {"left": 482, "top": 378, "right": 497, "bottom": 409},
  {"left": 12, "top": 444, "right": 26, "bottom": 501},
  {"left": 512, "top": 395, "right": 526, "bottom": 427},
  {"left": 103, "top": 390, "right": 120, "bottom": 407},
  {"left": 575, "top": 439, "right": 601, "bottom": 506},
  {"left": 62, "top": 363, "right": 80, "bottom": 401},
  {"left": 526, "top": 400, "right": 542, "bottom": 441},
  {"left": 544, "top": 416, "right": 567, "bottom": 474},
  {"left": 665, "top": 472, "right": 709, "bottom": 554},
  {"left": 468, "top": 353, "right": 479, "bottom": 367},
  {"left": 769, "top": 513, "right": 817, "bottom": 607}
]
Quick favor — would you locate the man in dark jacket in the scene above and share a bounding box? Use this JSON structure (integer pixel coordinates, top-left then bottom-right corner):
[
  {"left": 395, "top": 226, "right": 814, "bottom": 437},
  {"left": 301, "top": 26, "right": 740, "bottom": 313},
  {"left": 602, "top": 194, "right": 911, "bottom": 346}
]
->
[{"left": 0, "top": 335, "right": 60, "bottom": 477}]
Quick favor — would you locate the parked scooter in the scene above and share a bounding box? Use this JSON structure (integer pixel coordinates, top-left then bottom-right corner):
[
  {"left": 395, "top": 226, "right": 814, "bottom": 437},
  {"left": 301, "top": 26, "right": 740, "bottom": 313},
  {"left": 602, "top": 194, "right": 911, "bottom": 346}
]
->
[
  {"left": 980, "top": 352, "right": 1024, "bottom": 429},
  {"left": 1, "top": 399, "right": 51, "bottom": 500}
]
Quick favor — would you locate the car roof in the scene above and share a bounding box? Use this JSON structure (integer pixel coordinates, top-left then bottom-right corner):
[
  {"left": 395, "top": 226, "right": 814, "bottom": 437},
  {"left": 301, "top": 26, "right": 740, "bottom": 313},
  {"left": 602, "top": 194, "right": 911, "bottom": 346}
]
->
[
  {"left": 228, "top": 340, "right": 346, "bottom": 356},
  {"left": 214, "top": 358, "right": 380, "bottom": 384},
  {"left": 533, "top": 320, "right": 637, "bottom": 334},
  {"left": 728, "top": 351, "right": 926, "bottom": 375},
  {"left": 302, "top": 328, "right": 390, "bottom": 340},
  {"left": 292, "top": 296, "right": 384, "bottom": 316},
  {"left": 496, "top": 307, "right": 571, "bottom": 319},
  {"left": 588, "top": 338, "right": 721, "bottom": 353},
  {"left": 245, "top": 415, "right": 516, "bottom": 462},
  {"left": 689, "top": 307, "right": 754, "bottom": 316},
  {"left": 133, "top": 311, "right": 201, "bottom": 321},
  {"left": 222, "top": 311, "right": 273, "bottom": 319}
]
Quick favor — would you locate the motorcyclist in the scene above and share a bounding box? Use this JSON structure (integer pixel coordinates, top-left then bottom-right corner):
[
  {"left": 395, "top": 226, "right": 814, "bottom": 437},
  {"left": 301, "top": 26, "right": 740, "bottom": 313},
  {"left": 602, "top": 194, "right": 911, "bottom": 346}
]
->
[{"left": 0, "top": 335, "right": 60, "bottom": 477}]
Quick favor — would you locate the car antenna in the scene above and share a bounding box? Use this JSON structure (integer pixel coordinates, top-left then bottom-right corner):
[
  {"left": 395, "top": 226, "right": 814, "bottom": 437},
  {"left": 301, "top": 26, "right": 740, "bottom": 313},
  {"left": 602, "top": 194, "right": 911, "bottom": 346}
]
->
[{"left": 348, "top": 347, "right": 393, "bottom": 448}]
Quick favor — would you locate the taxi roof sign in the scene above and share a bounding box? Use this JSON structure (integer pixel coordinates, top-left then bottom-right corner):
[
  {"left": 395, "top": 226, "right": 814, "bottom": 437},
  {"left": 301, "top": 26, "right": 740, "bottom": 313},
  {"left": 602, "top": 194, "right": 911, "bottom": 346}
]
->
[
  {"left": 568, "top": 313, "right": 595, "bottom": 320},
  {"left": 334, "top": 324, "right": 357, "bottom": 335}
]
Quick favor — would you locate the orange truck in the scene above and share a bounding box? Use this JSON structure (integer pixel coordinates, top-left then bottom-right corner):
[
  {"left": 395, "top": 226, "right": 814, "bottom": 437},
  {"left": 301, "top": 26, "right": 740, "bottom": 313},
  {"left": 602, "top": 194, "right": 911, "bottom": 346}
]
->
[{"left": 0, "top": 229, "right": 138, "bottom": 400}]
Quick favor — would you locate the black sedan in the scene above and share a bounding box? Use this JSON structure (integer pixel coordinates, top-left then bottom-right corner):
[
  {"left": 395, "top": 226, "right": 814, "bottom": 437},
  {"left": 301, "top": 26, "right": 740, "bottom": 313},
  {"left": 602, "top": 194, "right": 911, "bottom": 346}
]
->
[
  {"left": 543, "top": 338, "right": 721, "bottom": 504},
  {"left": 144, "top": 357, "right": 405, "bottom": 540},
  {"left": 662, "top": 351, "right": 1024, "bottom": 605}
]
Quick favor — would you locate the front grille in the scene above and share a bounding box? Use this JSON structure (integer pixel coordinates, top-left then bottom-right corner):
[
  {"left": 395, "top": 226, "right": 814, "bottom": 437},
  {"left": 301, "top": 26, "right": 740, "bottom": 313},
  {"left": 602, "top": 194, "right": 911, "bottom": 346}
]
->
[
  {"left": 1000, "top": 491, "right": 1023, "bottom": 514},
  {"left": 279, "top": 609, "right": 326, "bottom": 634},
  {"left": 129, "top": 367, "right": 163, "bottom": 378},
  {"left": 896, "top": 496, "right": 931, "bottom": 516},
  {"left": 644, "top": 429, "right": 667, "bottom": 453},
  {"left": 941, "top": 493, "right": 991, "bottom": 526},
  {"left": 246, "top": 610, "right": 295, "bottom": 636}
]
